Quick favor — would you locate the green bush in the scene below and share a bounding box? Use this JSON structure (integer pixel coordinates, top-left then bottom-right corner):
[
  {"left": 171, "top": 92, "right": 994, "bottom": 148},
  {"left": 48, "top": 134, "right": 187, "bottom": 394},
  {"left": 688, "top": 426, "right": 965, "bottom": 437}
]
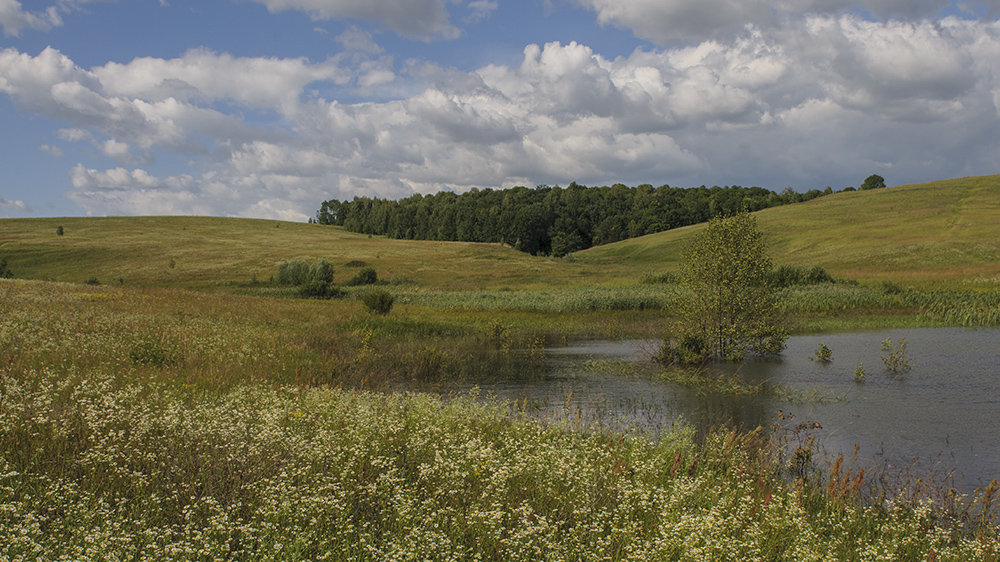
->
[
  {"left": 298, "top": 280, "right": 344, "bottom": 299},
  {"left": 770, "top": 265, "right": 835, "bottom": 288},
  {"left": 362, "top": 289, "right": 394, "bottom": 315},
  {"left": 344, "top": 260, "right": 367, "bottom": 268},
  {"left": 0, "top": 259, "right": 12, "bottom": 279},
  {"left": 276, "top": 259, "right": 310, "bottom": 286},
  {"left": 56, "top": 225, "right": 64, "bottom": 236},
  {"left": 85, "top": 277, "right": 100, "bottom": 285},
  {"left": 276, "top": 259, "right": 334, "bottom": 286},
  {"left": 348, "top": 266, "right": 378, "bottom": 286}
]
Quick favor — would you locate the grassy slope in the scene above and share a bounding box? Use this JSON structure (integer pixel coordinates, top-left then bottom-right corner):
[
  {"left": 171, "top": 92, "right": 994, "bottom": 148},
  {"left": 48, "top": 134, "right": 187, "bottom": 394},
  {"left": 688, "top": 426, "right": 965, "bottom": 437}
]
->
[
  {"left": 575, "top": 175, "right": 1000, "bottom": 287},
  {"left": 0, "top": 216, "right": 600, "bottom": 290},
  {"left": 3, "top": 174, "right": 1000, "bottom": 291}
]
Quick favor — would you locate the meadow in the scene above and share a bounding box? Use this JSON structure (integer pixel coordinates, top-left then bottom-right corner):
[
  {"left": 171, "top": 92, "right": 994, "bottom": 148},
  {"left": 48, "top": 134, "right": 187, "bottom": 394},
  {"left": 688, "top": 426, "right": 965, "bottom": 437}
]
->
[
  {"left": 2, "top": 175, "right": 1000, "bottom": 559},
  {"left": 2, "top": 279, "right": 998, "bottom": 560}
]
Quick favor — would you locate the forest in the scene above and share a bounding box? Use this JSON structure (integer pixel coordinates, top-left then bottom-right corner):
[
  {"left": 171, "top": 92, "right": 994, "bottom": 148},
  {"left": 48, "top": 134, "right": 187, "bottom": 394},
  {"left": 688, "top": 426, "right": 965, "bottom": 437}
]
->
[{"left": 316, "top": 182, "right": 835, "bottom": 255}]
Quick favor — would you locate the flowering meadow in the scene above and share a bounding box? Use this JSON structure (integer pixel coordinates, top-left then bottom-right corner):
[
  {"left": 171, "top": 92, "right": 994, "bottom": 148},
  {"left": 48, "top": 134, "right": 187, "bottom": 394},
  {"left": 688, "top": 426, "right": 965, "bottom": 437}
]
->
[{"left": 2, "top": 279, "right": 999, "bottom": 560}]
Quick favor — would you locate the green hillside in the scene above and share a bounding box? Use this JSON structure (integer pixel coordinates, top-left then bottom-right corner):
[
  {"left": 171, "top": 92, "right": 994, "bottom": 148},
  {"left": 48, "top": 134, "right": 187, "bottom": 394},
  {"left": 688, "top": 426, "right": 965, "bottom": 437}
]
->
[
  {"left": 0, "top": 216, "right": 597, "bottom": 290},
  {"left": 576, "top": 175, "right": 1000, "bottom": 287}
]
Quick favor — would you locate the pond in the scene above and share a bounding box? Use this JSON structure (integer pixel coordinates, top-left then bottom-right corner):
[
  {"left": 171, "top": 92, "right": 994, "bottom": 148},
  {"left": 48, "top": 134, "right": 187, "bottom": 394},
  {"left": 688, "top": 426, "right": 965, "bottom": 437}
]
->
[{"left": 455, "top": 328, "right": 1000, "bottom": 494}]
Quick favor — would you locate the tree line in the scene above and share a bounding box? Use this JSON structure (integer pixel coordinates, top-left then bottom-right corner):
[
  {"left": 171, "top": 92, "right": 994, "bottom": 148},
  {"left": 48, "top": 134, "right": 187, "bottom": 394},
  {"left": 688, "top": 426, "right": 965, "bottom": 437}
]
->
[{"left": 315, "top": 182, "right": 840, "bottom": 256}]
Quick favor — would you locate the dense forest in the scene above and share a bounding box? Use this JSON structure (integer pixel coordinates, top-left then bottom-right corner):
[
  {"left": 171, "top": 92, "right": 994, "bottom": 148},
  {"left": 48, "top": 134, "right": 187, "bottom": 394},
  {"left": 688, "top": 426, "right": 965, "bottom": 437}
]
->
[{"left": 316, "top": 182, "right": 836, "bottom": 256}]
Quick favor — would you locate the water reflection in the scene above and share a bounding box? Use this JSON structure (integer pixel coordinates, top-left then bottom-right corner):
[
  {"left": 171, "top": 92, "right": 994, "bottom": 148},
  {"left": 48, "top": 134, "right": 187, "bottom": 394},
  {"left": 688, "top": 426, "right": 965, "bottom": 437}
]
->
[{"left": 453, "top": 328, "right": 1000, "bottom": 493}]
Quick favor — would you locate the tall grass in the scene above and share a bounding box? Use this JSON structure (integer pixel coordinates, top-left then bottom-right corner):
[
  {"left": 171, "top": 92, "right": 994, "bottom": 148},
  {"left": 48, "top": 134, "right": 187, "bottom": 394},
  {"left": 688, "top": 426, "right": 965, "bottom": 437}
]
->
[{"left": 2, "top": 278, "right": 999, "bottom": 559}]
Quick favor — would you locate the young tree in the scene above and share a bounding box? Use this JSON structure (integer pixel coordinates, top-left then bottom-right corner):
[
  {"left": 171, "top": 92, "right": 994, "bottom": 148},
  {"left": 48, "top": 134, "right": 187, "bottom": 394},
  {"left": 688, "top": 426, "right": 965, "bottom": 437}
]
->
[{"left": 663, "top": 211, "right": 787, "bottom": 363}]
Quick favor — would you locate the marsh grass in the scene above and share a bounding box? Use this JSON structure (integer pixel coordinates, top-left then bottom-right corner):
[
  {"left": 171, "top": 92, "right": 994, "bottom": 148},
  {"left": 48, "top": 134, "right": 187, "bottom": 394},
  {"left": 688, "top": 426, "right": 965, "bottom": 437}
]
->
[{"left": 1, "top": 279, "right": 998, "bottom": 559}]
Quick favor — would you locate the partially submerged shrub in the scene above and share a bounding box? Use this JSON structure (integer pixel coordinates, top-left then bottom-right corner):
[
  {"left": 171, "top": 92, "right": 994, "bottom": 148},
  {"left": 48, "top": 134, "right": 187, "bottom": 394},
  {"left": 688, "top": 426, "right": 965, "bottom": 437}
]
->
[
  {"left": 362, "top": 288, "right": 394, "bottom": 315},
  {"left": 812, "top": 342, "right": 833, "bottom": 364},
  {"left": 881, "top": 337, "right": 911, "bottom": 375}
]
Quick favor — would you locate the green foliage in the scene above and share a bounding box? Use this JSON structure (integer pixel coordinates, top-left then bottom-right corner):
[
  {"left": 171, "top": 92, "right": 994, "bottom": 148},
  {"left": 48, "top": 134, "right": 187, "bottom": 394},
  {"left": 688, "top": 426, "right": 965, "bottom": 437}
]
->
[
  {"left": 0, "top": 258, "right": 12, "bottom": 279},
  {"left": 318, "top": 182, "right": 834, "bottom": 255},
  {"left": 276, "top": 258, "right": 333, "bottom": 286},
  {"left": 298, "top": 279, "right": 344, "bottom": 299},
  {"left": 55, "top": 225, "right": 64, "bottom": 236},
  {"left": 362, "top": 288, "right": 394, "bottom": 315},
  {"left": 129, "top": 340, "right": 179, "bottom": 367},
  {"left": 769, "top": 264, "right": 835, "bottom": 288},
  {"left": 667, "top": 211, "right": 788, "bottom": 363},
  {"left": 347, "top": 266, "right": 378, "bottom": 286},
  {"left": 860, "top": 174, "right": 886, "bottom": 190},
  {"left": 880, "top": 337, "right": 911, "bottom": 376},
  {"left": 853, "top": 363, "right": 866, "bottom": 383},
  {"left": 275, "top": 259, "right": 310, "bottom": 286},
  {"left": 84, "top": 276, "right": 100, "bottom": 285},
  {"left": 344, "top": 260, "right": 367, "bottom": 268},
  {"left": 812, "top": 342, "right": 833, "bottom": 364}
]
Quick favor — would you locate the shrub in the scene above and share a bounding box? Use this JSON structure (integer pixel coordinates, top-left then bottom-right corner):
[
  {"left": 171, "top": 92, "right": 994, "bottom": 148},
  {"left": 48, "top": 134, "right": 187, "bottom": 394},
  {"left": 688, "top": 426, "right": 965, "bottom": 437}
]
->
[
  {"left": 56, "top": 225, "right": 64, "bottom": 236},
  {"left": 298, "top": 280, "right": 344, "bottom": 299},
  {"left": 344, "top": 260, "right": 367, "bottom": 268},
  {"left": 85, "top": 277, "right": 100, "bottom": 285},
  {"left": 348, "top": 266, "right": 378, "bottom": 286},
  {"left": 0, "top": 259, "right": 12, "bottom": 279},
  {"left": 812, "top": 342, "right": 833, "bottom": 364},
  {"left": 362, "top": 289, "right": 394, "bottom": 315},
  {"left": 276, "top": 259, "right": 310, "bottom": 286},
  {"left": 308, "top": 259, "right": 334, "bottom": 284},
  {"left": 880, "top": 337, "right": 910, "bottom": 376},
  {"left": 770, "top": 265, "right": 835, "bottom": 288}
]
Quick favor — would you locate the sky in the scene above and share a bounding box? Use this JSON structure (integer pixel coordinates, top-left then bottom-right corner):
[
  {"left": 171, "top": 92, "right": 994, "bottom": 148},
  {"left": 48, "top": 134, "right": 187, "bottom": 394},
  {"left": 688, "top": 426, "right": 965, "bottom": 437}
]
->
[{"left": 1, "top": 1, "right": 999, "bottom": 220}]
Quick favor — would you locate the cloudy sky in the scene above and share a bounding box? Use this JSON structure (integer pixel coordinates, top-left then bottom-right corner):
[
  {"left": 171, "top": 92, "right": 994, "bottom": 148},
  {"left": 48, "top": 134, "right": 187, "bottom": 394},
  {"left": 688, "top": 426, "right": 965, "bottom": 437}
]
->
[{"left": 1, "top": 1, "right": 999, "bottom": 220}]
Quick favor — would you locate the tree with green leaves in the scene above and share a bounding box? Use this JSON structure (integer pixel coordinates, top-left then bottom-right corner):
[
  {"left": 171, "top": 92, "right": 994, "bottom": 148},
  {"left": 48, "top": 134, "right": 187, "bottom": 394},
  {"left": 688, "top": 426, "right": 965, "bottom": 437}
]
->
[
  {"left": 860, "top": 174, "right": 886, "bottom": 190},
  {"left": 661, "top": 211, "right": 787, "bottom": 363}
]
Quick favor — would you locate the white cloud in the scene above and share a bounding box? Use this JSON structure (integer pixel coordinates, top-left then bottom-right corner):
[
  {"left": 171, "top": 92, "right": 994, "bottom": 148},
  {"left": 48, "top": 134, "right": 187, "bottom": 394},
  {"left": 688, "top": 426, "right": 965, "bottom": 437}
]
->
[
  {"left": 335, "top": 26, "right": 383, "bottom": 53},
  {"left": 0, "top": 0, "right": 57, "bottom": 36},
  {"left": 249, "top": 0, "right": 461, "bottom": 40},
  {"left": 0, "top": 196, "right": 28, "bottom": 211},
  {"left": 5, "top": 11, "right": 1000, "bottom": 220},
  {"left": 39, "top": 144, "right": 63, "bottom": 157}
]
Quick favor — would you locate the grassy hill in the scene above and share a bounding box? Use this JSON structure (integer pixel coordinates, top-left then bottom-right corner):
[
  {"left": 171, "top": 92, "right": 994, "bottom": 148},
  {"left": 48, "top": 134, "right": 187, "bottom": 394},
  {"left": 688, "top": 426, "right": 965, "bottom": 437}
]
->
[
  {"left": 576, "top": 175, "right": 1000, "bottom": 287},
  {"left": 0, "top": 216, "right": 600, "bottom": 291},
  {"left": 3, "top": 174, "right": 1000, "bottom": 292}
]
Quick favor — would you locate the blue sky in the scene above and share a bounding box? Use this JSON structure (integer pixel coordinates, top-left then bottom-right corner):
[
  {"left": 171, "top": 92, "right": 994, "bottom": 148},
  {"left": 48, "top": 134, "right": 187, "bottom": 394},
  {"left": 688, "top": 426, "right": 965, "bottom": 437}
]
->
[{"left": 2, "top": 0, "right": 999, "bottom": 220}]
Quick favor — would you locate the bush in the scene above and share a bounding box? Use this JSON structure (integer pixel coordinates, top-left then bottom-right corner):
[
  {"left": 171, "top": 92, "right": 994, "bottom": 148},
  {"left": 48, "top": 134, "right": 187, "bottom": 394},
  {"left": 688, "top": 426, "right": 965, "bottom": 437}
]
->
[
  {"left": 0, "top": 259, "right": 12, "bottom": 279},
  {"left": 344, "top": 260, "right": 367, "bottom": 268},
  {"left": 309, "top": 259, "right": 334, "bottom": 284},
  {"left": 276, "top": 259, "right": 310, "bottom": 286},
  {"left": 770, "top": 265, "right": 835, "bottom": 288},
  {"left": 298, "top": 280, "right": 344, "bottom": 299},
  {"left": 56, "top": 225, "right": 64, "bottom": 236},
  {"left": 85, "top": 277, "right": 100, "bottom": 285},
  {"left": 348, "top": 266, "right": 378, "bottom": 286},
  {"left": 276, "top": 259, "right": 334, "bottom": 286},
  {"left": 362, "top": 289, "right": 394, "bottom": 315}
]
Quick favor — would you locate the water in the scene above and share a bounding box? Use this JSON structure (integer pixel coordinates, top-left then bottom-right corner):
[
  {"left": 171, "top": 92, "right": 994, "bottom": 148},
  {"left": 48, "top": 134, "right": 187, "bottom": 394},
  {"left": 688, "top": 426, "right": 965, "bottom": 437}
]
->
[{"left": 457, "top": 328, "right": 1000, "bottom": 493}]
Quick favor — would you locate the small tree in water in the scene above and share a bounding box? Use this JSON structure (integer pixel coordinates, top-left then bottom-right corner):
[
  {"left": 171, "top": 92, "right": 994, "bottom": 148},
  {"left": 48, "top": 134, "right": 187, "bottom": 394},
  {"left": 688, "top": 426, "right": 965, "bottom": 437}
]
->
[{"left": 661, "top": 211, "right": 788, "bottom": 363}]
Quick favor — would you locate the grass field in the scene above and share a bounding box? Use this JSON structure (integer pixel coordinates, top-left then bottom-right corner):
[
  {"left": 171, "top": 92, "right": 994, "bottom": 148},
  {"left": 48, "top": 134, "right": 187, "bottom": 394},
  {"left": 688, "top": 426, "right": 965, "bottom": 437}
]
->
[
  {"left": 577, "top": 175, "right": 1000, "bottom": 288},
  {"left": 2, "top": 176, "right": 1000, "bottom": 558}
]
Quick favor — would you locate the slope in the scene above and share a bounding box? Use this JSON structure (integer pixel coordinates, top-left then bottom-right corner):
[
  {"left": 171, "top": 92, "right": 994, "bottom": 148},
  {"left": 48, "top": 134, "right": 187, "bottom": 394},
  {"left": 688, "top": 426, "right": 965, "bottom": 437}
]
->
[{"left": 575, "top": 175, "right": 1000, "bottom": 286}]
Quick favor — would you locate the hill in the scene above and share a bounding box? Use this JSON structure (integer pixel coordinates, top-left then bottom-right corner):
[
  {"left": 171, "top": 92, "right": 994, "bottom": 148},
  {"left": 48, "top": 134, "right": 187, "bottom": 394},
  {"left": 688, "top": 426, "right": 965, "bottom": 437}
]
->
[
  {"left": 575, "top": 175, "right": 1000, "bottom": 286},
  {"left": 0, "top": 215, "right": 597, "bottom": 290}
]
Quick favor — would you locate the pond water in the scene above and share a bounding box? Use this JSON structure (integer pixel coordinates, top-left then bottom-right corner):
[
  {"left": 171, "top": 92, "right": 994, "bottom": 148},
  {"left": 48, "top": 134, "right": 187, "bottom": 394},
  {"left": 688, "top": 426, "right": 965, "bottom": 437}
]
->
[{"left": 455, "top": 328, "right": 1000, "bottom": 493}]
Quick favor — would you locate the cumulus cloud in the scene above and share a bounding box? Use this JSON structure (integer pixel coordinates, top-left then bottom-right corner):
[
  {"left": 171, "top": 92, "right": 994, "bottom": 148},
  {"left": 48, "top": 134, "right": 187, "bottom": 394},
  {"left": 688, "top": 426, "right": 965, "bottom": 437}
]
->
[
  {"left": 577, "top": 0, "right": 1000, "bottom": 43},
  {"left": 0, "top": 0, "right": 57, "bottom": 36},
  {"left": 249, "top": 0, "right": 461, "bottom": 40},
  {"left": 0, "top": 195, "right": 28, "bottom": 212},
  {"left": 3, "top": 10, "right": 1000, "bottom": 219}
]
